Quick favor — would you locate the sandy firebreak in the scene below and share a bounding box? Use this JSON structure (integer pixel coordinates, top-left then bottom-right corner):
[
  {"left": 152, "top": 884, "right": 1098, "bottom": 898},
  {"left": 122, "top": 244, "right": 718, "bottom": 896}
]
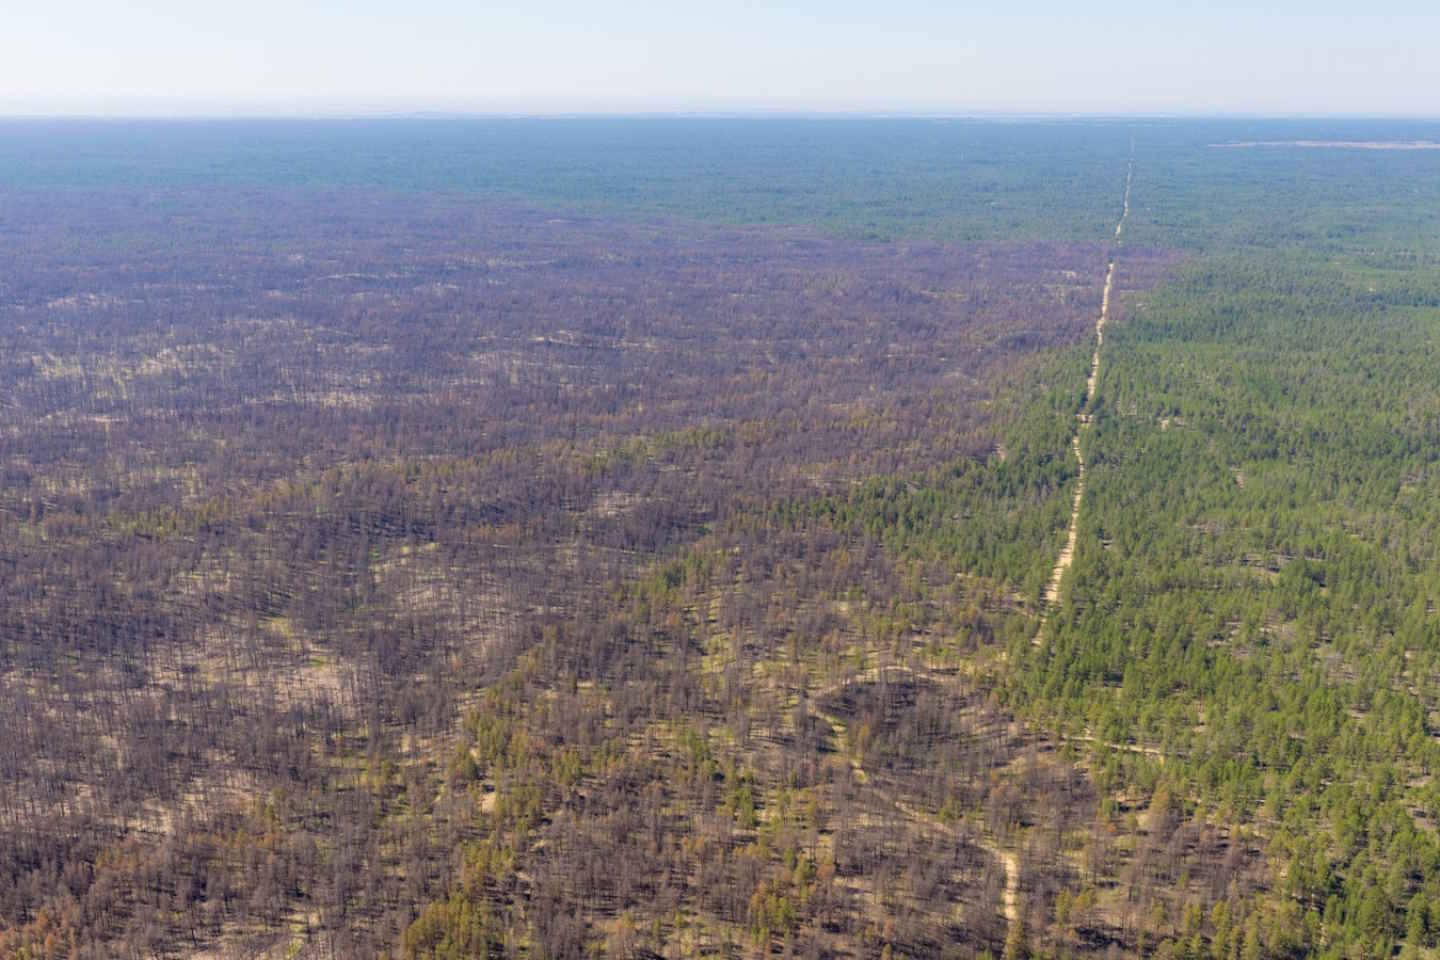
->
[{"left": 1039, "top": 145, "right": 1132, "bottom": 631}]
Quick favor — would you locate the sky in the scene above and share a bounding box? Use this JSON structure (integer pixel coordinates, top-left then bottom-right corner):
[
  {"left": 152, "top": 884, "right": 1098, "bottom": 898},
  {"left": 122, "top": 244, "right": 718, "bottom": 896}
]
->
[{"left": 3, "top": 1, "right": 1439, "bottom": 117}]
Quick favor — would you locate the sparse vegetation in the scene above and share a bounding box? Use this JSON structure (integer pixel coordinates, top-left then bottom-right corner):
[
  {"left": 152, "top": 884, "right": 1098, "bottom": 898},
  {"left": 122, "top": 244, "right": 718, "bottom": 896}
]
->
[{"left": 3, "top": 116, "right": 1440, "bottom": 958}]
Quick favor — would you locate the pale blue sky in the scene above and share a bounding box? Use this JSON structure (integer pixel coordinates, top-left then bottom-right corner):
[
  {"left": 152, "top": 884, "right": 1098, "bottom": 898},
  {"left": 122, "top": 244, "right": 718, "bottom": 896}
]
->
[{"left": 4, "top": 1, "right": 1438, "bottom": 116}]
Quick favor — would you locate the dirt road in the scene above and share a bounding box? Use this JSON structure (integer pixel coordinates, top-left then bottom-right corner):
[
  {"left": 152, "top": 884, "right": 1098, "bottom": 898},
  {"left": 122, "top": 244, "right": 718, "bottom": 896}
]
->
[
  {"left": 1038, "top": 151, "right": 1133, "bottom": 628},
  {"left": 809, "top": 147, "right": 1136, "bottom": 952}
]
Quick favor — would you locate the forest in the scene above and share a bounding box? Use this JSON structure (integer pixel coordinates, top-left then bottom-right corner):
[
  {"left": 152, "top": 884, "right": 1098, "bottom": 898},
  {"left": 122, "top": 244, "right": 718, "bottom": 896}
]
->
[{"left": 2, "top": 117, "right": 1440, "bottom": 959}]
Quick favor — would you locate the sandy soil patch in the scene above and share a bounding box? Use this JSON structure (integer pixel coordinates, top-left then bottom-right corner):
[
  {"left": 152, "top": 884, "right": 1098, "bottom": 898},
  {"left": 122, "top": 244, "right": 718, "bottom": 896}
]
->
[{"left": 1211, "top": 141, "right": 1440, "bottom": 151}]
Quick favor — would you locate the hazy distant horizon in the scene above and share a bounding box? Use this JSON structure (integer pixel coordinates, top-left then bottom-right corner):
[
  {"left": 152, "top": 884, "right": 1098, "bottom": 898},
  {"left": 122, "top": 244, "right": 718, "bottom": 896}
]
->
[
  {"left": 7, "top": 2, "right": 1440, "bottom": 120},
  {"left": 4, "top": 100, "right": 1440, "bottom": 122}
]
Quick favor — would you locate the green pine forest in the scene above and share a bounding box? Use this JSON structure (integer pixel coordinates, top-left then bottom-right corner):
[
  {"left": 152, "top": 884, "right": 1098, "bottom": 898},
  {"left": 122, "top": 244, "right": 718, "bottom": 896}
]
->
[{"left": 4, "top": 119, "right": 1440, "bottom": 959}]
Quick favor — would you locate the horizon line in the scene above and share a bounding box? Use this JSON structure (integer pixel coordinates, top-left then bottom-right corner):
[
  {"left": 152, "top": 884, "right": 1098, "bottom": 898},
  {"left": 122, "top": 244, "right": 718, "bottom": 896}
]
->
[{"left": 4, "top": 107, "right": 1440, "bottom": 123}]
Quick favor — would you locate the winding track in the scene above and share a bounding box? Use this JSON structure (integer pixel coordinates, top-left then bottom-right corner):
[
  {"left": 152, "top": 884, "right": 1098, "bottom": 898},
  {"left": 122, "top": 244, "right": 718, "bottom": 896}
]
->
[
  {"left": 801, "top": 145, "right": 1136, "bottom": 952},
  {"left": 993, "top": 145, "right": 1132, "bottom": 938}
]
